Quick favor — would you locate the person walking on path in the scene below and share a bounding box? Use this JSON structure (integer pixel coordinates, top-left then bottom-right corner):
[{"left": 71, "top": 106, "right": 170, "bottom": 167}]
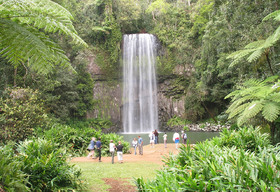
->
[
  {"left": 163, "top": 133, "right": 167, "bottom": 148},
  {"left": 87, "top": 137, "right": 96, "bottom": 159},
  {"left": 138, "top": 136, "right": 143, "bottom": 155},
  {"left": 96, "top": 138, "right": 102, "bottom": 162},
  {"left": 149, "top": 131, "right": 155, "bottom": 148},
  {"left": 109, "top": 140, "right": 116, "bottom": 164},
  {"left": 116, "top": 141, "right": 124, "bottom": 163},
  {"left": 173, "top": 132, "right": 180, "bottom": 149},
  {"left": 181, "top": 131, "right": 187, "bottom": 144},
  {"left": 154, "top": 129, "right": 159, "bottom": 144},
  {"left": 132, "top": 138, "right": 138, "bottom": 155}
]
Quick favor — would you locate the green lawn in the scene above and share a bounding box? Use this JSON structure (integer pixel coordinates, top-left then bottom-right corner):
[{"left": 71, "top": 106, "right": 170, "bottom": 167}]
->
[{"left": 72, "top": 161, "right": 162, "bottom": 191}]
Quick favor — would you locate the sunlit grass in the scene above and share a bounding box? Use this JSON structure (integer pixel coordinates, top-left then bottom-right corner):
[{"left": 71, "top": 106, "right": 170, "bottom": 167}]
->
[{"left": 72, "top": 161, "right": 162, "bottom": 191}]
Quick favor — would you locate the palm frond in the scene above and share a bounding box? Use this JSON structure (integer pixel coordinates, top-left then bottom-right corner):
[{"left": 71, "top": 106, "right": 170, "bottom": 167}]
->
[{"left": 262, "top": 101, "right": 280, "bottom": 122}]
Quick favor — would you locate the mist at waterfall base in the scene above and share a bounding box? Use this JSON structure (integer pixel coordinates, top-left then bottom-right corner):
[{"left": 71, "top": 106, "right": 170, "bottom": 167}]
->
[{"left": 122, "top": 34, "right": 158, "bottom": 133}]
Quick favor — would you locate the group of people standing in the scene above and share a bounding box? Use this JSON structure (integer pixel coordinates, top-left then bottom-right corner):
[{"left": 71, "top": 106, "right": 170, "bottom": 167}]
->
[
  {"left": 87, "top": 137, "right": 124, "bottom": 164},
  {"left": 131, "top": 136, "right": 143, "bottom": 155},
  {"left": 148, "top": 129, "right": 159, "bottom": 148},
  {"left": 172, "top": 130, "right": 188, "bottom": 149},
  {"left": 87, "top": 130, "right": 188, "bottom": 163}
]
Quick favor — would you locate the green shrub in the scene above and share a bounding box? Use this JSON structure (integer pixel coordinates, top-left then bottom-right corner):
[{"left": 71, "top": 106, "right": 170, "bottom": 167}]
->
[
  {"left": 17, "top": 138, "right": 85, "bottom": 192},
  {"left": 0, "top": 88, "right": 49, "bottom": 144},
  {"left": 0, "top": 144, "right": 30, "bottom": 192},
  {"left": 136, "top": 127, "right": 280, "bottom": 191},
  {"left": 35, "top": 123, "right": 130, "bottom": 156},
  {"left": 212, "top": 126, "right": 271, "bottom": 152}
]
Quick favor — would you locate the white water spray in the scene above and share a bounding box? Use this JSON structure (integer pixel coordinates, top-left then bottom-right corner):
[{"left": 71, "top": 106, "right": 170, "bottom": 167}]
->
[{"left": 122, "top": 34, "right": 158, "bottom": 133}]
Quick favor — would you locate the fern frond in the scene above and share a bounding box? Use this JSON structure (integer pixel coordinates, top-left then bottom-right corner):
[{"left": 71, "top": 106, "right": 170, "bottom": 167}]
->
[
  {"left": 227, "top": 103, "right": 251, "bottom": 119},
  {"left": 267, "top": 92, "right": 280, "bottom": 103},
  {"left": 225, "top": 89, "right": 241, "bottom": 99},
  {"left": 237, "top": 101, "right": 263, "bottom": 126},
  {"left": 243, "top": 78, "right": 265, "bottom": 88},
  {"left": 231, "top": 93, "right": 257, "bottom": 106},
  {"left": 244, "top": 40, "right": 265, "bottom": 49},
  {"left": 272, "top": 26, "right": 280, "bottom": 43},
  {"left": 247, "top": 49, "right": 264, "bottom": 62},
  {"left": 263, "top": 10, "right": 280, "bottom": 21},
  {"left": 262, "top": 101, "right": 280, "bottom": 122},
  {"left": 263, "top": 75, "right": 279, "bottom": 83},
  {"left": 227, "top": 49, "right": 255, "bottom": 68},
  {"left": 1, "top": 0, "right": 87, "bottom": 46},
  {"left": 0, "top": 19, "right": 72, "bottom": 74}
]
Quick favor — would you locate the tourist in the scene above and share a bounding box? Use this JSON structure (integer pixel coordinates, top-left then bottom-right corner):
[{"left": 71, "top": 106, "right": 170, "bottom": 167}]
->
[
  {"left": 109, "top": 140, "right": 116, "bottom": 164},
  {"left": 96, "top": 138, "right": 102, "bottom": 162},
  {"left": 132, "top": 138, "right": 138, "bottom": 155},
  {"left": 138, "top": 136, "right": 143, "bottom": 155},
  {"left": 173, "top": 132, "right": 180, "bottom": 149},
  {"left": 149, "top": 131, "right": 155, "bottom": 148},
  {"left": 154, "top": 129, "right": 159, "bottom": 144},
  {"left": 163, "top": 133, "right": 167, "bottom": 148},
  {"left": 181, "top": 130, "right": 187, "bottom": 144},
  {"left": 87, "top": 137, "right": 96, "bottom": 159},
  {"left": 116, "top": 141, "right": 124, "bottom": 163}
]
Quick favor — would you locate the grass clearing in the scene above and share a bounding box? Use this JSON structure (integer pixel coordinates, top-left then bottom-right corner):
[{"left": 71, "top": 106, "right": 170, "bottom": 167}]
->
[{"left": 72, "top": 161, "right": 162, "bottom": 191}]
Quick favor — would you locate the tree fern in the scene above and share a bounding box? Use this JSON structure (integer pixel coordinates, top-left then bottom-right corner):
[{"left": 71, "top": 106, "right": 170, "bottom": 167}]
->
[
  {"left": 226, "top": 77, "right": 280, "bottom": 129},
  {"left": 227, "top": 102, "right": 251, "bottom": 119},
  {"left": 262, "top": 101, "right": 280, "bottom": 122},
  {"left": 0, "top": 0, "right": 87, "bottom": 74},
  {"left": 227, "top": 9, "right": 280, "bottom": 75}
]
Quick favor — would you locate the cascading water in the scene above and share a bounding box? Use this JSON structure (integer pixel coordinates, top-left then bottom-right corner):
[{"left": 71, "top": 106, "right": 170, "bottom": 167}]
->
[{"left": 122, "top": 34, "right": 158, "bottom": 133}]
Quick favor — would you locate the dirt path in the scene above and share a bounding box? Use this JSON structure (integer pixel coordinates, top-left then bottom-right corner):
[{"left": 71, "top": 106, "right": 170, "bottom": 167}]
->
[
  {"left": 71, "top": 143, "right": 181, "bottom": 165},
  {"left": 71, "top": 143, "right": 183, "bottom": 192}
]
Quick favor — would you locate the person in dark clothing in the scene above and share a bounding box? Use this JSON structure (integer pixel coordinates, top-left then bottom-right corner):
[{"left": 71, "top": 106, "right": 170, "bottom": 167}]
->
[
  {"left": 154, "top": 129, "right": 159, "bottom": 144},
  {"left": 96, "top": 138, "right": 102, "bottom": 162},
  {"left": 116, "top": 141, "right": 124, "bottom": 163}
]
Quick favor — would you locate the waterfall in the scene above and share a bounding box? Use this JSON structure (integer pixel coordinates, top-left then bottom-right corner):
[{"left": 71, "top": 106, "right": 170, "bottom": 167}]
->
[{"left": 122, "top": 34, "right": 158, "bottom": 133}]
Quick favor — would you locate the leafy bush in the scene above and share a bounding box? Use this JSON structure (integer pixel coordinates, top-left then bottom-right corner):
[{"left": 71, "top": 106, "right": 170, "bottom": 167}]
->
[
  {"left": 211, "top": 126, "right": 271, "bottom": 152},
  {"left": 17, "top": 138, "right": 85, "bottom": 191},
  {"left": 0, "top": 144, "right": 30, "bottom": 192},
  {"left": 0, "top": 88, "right": 49, "bottom": 144},
  {"left": 136, "top": 127, "right": 280, "bottom": 191},
  {"left": 35, "top": 123, "right": 130, "bottom": 156}
]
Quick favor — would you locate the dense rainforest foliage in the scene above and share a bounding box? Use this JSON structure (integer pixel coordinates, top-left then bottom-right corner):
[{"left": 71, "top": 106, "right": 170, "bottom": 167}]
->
[
  {"left": 1, "top": 0, "right": 280, "bottom": 141},
  {"left": 1, "top": 0, "right": 280, "bottom": 191}
]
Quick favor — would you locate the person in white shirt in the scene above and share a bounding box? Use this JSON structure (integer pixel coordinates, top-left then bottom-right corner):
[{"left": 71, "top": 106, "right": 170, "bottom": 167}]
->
[
  {"left": 163, "top": 133, "right": 167, "bottom": 148},
  {"left": 132, "top": 138, "right": 138, "bottom": 155},
  {"left": 109, "top": 140, "right": 116, "bottom": 164},
  {"left": 173, "top": 132, "right": 180, "bottom": 149},
  {"left": 149, "top": 131, "right": 155, "bottom": 148}
]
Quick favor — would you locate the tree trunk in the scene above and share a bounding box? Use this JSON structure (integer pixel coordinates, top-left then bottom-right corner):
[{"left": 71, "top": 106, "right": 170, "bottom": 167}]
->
[
  {"left": 201, "top": 102, "right": 218, "bottom": 124},
  {"left": 265, "top": 52, "right": 274, "bottom": 75},
  {"left": 13, "top": 67, "right": 17, "bottom": 87}
]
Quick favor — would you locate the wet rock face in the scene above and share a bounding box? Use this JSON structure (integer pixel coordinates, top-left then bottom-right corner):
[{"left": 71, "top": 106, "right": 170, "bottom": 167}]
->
[
  {"left": 86, "top": 80, "right": 122, "bottom": 126},
  {"left": 86, "top": 77, "right": 186, "bottom": 132}
]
